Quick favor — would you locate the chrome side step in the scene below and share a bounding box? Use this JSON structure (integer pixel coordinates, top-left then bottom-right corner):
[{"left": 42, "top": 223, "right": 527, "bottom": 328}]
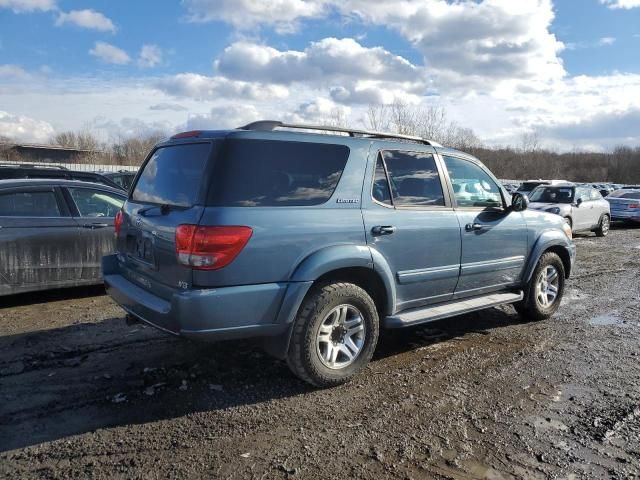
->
[{"left": 384, "top": 291, "right": 524, "bottom": 329}]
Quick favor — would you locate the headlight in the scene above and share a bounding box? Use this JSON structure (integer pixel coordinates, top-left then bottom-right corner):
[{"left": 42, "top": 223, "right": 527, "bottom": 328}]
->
[
  {"left": 546, "top": 207, "right": 561, "bottom": 215},
  {"left": 562, "top": 222, "right": 572, "bottom": 240}
]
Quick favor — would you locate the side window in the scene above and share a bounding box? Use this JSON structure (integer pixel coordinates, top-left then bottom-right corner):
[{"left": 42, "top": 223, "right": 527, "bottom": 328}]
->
[
  {"left": 381, "top": 151, "right": 445, "bottom": 207},
  {"left": 590, "top": 188, "right": 602, "bottom": 200},
  {"left": 68, "top": 188, "right": 124, "bottom": 217},
  {"left": 372, "top": 155, "right": 392, "bottom": 206},
  {"left": 576, "top": 188, "right": 590, "bottom": 203},
  {"left": 443, "top": 156, "right": 503, "bottom": 208},
  {"left": 0, "top": 191, "right": 61, "bottom": 217}
]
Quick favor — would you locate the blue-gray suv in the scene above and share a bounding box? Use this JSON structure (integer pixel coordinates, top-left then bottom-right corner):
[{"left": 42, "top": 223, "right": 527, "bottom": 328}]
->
[{"left": 103, "top": 121, "right": 576, "bottom": 387}]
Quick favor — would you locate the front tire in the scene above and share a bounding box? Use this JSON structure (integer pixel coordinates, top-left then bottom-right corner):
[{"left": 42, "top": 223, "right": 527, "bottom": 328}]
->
[
  {"left": 287, "top": 282, "right": 379, "bottom": 387},
  {"left": 595, "top": 214, "right": 610, "bottom": 237},
  {"left": 515, "top": 252, "right": 565, "bottom": 321}
]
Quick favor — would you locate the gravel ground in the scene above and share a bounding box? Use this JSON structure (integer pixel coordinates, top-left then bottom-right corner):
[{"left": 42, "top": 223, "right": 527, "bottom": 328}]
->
[{"left": 1, "top": 224, "right": 639, "bottom": 479}]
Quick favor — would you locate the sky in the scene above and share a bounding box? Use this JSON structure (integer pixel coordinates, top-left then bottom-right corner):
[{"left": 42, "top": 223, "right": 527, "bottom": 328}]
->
[{"left": 1, "top": 0, "right": 640, "bottom": 151}]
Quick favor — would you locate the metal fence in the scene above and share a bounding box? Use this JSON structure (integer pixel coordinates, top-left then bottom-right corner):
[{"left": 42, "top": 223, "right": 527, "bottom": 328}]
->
[{"left": 1, "top": 160, "right": 138, "bottom": 173}]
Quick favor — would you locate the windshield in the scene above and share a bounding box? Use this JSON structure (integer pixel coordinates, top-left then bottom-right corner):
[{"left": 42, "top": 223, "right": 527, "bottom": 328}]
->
[
  {"left": 529, "top": 186, "right": 574, "bottom": 204},
  {"left": 517, "top": 182, "right": 546, "bottom": 192}
]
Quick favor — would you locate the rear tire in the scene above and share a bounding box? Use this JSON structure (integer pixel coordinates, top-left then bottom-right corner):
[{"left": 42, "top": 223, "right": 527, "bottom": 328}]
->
[
  {"left": 595, "top": 214, "right": 610, "bottom": 237},
  {"left": 515, "top": 252, "right": 565, "bottom": 321},
  {"left": 287, "top": 282, "right": 379, "bottom": 387}
]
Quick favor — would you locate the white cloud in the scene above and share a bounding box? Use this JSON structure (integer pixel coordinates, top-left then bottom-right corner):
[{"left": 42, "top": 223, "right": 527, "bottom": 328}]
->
[
  {"left": 0, "top": 64, "right": 31, "bottom": 80},
  {"left": 0, "top": 110, "right": 55, "bottom": 142},
  {"left": 149, "top": 103, "right": 187, "bottom": 112},
  {"left": 55, "top": 9, "right": 116, "bottom": 32},
  {"left": 89, "top": 42, "right": 131, "bottom": 65},
  {"left": 598, "top": 36, "right": 616, "bottom": 45},
  {"left": 600, "top": 0, "right": 640, "bottom": 9},
  {"left": 182, "top": 0, "right": 327, "bottom": 33},
  {"left": 565, "top": 37, "right": 617, "bottom": 50},
  {"left": 156, "top": 73, "right": 288, "bottom": 100},
  {"left": 217, "top": 38, "right": 420, "bottom": 84},
  {"left": 185, "top": 104, "right": 261, "bottom": 130},
  {"left": 0, "top": 0, "right": 55, "bottom": 13},
  {"left": 138, "top": 44, "right": 163, "bottom": 68}
]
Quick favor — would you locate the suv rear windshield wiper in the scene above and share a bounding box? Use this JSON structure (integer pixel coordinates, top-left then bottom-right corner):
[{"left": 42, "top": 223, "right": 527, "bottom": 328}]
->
[{"left": 138, "top": 204, "right": 174, "bottom": 216}]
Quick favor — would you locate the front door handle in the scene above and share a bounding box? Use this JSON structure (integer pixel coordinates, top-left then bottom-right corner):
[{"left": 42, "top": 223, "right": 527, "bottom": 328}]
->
[
  {"left": 465, "top": 223, "right": 488, "bottom": 232},
  {"left": 82, "top": 223, "right": 109, "bottom": 229},
  {"left": 371, "top": 225, "right": 396, "bottom": 235}
]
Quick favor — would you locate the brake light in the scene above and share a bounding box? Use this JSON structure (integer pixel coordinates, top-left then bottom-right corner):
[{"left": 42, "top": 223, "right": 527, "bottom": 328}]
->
[
  {"left": 175, "top": 225, "right": 252, "bottom": 270},
  {"left": 171, "top": 130, "right": 201, "bottom": 139},
  {"left": 629, "top": 204, "right": 640, "bottom": 208},
  {"left": 114, "top": 210, "right": 123, "bottom": 237}
]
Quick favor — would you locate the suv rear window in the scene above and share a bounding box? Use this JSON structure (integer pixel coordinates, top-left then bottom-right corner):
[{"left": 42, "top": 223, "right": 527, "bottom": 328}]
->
[
  {"left": 132, "top": 143, "right": 211, "bottom": 207},
  {"left": 207, "top": 139, "right": 349, "bottom": 207}
]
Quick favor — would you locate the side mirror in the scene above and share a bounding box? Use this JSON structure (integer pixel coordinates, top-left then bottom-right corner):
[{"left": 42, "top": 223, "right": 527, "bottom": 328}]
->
[
  {"left": 511, "top": 192, "right": 529, "bottom": 212},
  {"left": 576, "top": 198, "right": 583, "bottom": 207}
]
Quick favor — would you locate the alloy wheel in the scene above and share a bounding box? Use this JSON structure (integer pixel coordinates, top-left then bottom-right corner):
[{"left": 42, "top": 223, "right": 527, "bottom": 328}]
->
[
  {"left": 316, "top": 304, "right": 366, "bottom": 369},
  {"left": 536, "top": 265, "right": 559, "bottom": 308}
]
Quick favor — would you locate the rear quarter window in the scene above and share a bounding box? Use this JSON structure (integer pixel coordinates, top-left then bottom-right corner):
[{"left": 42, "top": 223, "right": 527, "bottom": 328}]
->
[
  {"left": 207, "top": 139, "right": 349, "bottom": 207},
  {"left": 132, "top": 143, "right": 212, "bottom": 207}
]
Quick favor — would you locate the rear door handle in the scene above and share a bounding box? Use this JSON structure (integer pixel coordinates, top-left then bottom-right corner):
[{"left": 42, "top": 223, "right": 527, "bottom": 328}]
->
[
  {"left": 371, "top": 225, "right": 396, "bottom": 235},
  {"left": 465, "top": 223, "right": 488, "bottom": 231},
  {"left": 82, "top": 223, "right": 109, "bottom": 229}
]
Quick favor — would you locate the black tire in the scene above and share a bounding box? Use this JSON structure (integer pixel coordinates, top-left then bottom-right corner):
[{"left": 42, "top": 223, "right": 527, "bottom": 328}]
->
[
  {"left": 514, "top": 252, "right": 565, "bottom": 321},
  {"left": 595, "top": 214, "right": 610, "bottom": 237},
  {"left": 287, "top": 282, "right": 379, "bottom": 387}
]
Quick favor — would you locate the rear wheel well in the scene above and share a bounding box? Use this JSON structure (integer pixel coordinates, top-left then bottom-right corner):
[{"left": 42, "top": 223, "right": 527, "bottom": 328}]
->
[
  {"left": 313, "top": 267, "right": 388, "bottom": 317},
  {"left": 544, "top": 246, "right": 571, "bottom": 279}
]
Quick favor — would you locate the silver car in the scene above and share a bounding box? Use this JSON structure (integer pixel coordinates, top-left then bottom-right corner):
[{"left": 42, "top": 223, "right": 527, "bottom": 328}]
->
[{"left": 528, "top": 184, "right": 611, "bottom": 236}]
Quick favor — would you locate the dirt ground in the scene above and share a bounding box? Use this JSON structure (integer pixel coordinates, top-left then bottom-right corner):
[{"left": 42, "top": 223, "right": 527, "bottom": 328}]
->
[{"left": 1, "top": 224, "right": 639, "bottom": 479}]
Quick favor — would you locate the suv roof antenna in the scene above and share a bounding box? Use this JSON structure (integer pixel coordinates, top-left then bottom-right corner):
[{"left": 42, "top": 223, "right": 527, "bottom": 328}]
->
[{"left": 239, "top": 120, "right": 442, "bottom": 147}]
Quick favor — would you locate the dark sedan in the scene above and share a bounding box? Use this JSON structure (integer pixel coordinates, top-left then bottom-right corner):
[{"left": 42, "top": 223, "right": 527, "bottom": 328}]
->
[{"left": 0, "top": 179, "right": 125, "bottom": 296}]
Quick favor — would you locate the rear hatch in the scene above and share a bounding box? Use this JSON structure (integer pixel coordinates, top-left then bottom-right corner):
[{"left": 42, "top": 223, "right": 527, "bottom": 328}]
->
[{"left": 118, "top": 141, "right": 213, "bottom": 299}]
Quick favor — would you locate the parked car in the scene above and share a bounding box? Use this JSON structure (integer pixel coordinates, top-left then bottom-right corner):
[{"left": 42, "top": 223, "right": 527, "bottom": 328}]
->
[
  {"left": 621, "top": 185, "right": 640, "bottom": 190},
  {"left": 591, "top": 183, "right": 614, "bottom": 197},
  {"left": 606, "top": 189, "right": 640, "bottom": 223},
  {"left": 528, "top": 184, "right": 611, "bottom": 236},
  {"left": 501, "top": 183, "right": 519, "bottom": 194},
  {"left": 103, "top": 170, "right": 137, "bottom": 191},
  {"left": 0, "top": 163, "right": 124, "bottom": 190},
  {"left": 516, "top": 179, "right": 571, "bottom": 195},
  {"left": 103, "top": 121, "right": 575, "bottom": 387},
  {"left": 0, "top": 179, "right": 125, "bottom": 295}
]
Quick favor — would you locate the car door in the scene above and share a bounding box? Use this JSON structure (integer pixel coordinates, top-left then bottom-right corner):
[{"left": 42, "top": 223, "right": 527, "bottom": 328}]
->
[
  {"left": 62, "top": 186, "right": 125, "bottom": 281},
  {"left": 362, "top": 149, "right": 462, "bottom": 312},
  {"left": 441, "top": 155, "right": 528, "bottom": 298},
  {"left": 0, "top": 185, "right": 82, "bottom": 292},
  {"left": 589, "top": 188, "right": 609, "bottom": 226},
  {"left": 573, "top": 187, "right": 593, "bottom": 230}
]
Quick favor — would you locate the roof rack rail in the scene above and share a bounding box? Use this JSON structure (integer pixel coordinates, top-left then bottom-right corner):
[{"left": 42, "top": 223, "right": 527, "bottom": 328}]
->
[{"left": 239, "top": 120, "right": 442, "bottom": 147}]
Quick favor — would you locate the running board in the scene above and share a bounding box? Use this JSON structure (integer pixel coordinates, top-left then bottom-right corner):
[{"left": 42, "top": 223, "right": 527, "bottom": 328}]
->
[{"left": 384, "top": 291, "right": 524, "bottom": 329}]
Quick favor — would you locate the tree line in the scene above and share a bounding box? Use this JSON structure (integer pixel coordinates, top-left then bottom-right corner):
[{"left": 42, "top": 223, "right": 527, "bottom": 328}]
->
[{"left": 1, "top": 103, "right": 639, "bottom": 183}]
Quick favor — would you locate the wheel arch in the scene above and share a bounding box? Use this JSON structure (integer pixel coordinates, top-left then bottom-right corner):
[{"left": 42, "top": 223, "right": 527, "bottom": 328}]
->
[
  {"left": 262, "top": 245, "right": 395, "bottom": 359},
  {"left": 523, "top": 232, "right": 573, "bottom": 283}
]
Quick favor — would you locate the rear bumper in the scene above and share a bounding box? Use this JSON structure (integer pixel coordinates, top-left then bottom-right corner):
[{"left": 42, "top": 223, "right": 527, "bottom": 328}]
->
[
  {"left": 102, "top": 254, "right": 291, "bottom": 342},
  {"left": 611, "top": 211, "right": 640, "bottom": 221}
]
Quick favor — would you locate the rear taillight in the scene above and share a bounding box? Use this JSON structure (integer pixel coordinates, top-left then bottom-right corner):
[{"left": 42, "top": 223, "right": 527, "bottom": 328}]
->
[
  {"left": 114, "top": 210, "right": 123, "bottom": 237},
  {"left": 175, "top": 225, "right": 252, "bottom": 270},
  {"left": 629, "top": 204, "right": 640, "bottom": 208}
]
